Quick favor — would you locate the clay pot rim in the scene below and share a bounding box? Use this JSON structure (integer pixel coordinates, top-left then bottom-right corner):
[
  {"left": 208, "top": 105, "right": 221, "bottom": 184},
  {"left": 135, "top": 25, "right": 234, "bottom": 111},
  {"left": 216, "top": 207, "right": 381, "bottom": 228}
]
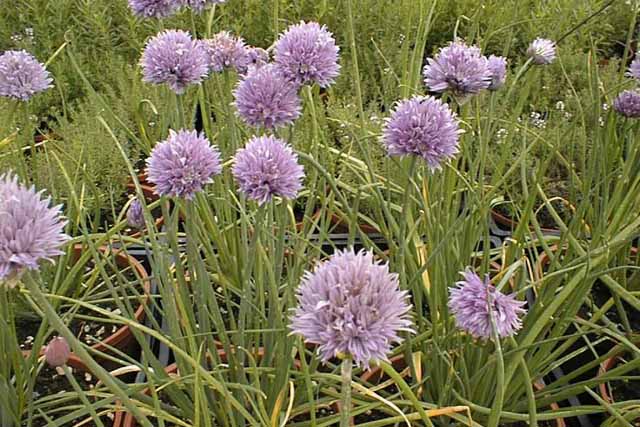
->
[
  {"left": 491, "top": 208, "right": 560, "bottom": 235},
  {"left": 597, "top": 345, "right": 640, "bottom": 405},
  {"left": 21, "top": 348, "right": 87, "bottom": 372},
  {"left": 70, "top": 243, "right": 151, "bottom": 355}
]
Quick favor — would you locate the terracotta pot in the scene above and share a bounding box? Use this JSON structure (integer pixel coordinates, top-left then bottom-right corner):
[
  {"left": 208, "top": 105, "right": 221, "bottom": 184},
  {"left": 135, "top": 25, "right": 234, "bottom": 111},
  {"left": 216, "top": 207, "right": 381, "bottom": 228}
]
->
[
  {"left": 21, "top": 348, "right": 86, "bottom": 371},
  {"left": 491, "top": 208, "right": 559, "bottom": 235},
  {"left": 327, "top": 212, "right": 379, "bottom": 235},
  {"left": 598, "top": 350, "right": 640, "bottom": 422},
  {"left": 69, "top": 243, "right": 151, "bottom": 357},
  {"left": 112, "top": 363, "right": 179, "bottom": 427},
  {"left": 598, "top": 355, "right": 620, "bottom": 404},
  {"left": 303, "top": 210, "right": 379, "bottom": 235}
]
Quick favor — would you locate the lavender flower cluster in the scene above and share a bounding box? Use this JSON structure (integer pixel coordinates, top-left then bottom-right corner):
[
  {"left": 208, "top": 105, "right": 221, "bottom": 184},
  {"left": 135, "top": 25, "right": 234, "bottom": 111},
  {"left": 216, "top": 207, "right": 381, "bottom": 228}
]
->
[
  {"left": 139, "top": 20, "right": 339, "bottom": 133},
  {"left": 449, "top": 270, "right": 527, "bottom": 339},
  {"left": 0, "top": 50, "right": 52, "bottom": 101},
  {"left": 145, "top": 130, "right": 305, "bottom": 205},
  {"left": 233, "top": 21, "right": 340, "bottom": 129},
  {"left": 0, "top": 174, "right": 68, "bottom": 287},
  {"left": 423, "top": 40, "right": 507, "bottom": 101},
  {"left": 612, "top": 52, "right": 640, "bottom": 118},
  {"left": 290, "top": 249, "right": 414, "bottom": 368}
]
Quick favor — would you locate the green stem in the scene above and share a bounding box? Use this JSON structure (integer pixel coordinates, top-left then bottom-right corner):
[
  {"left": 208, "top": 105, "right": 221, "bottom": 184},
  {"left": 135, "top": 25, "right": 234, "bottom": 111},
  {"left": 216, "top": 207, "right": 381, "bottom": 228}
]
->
[
  {"left": 340, "top": 357, "right": 353, "bottom": 427},
  {"left": 22, "top": 274, "right": 153, "bottom": 427},
  {"left": 176, "top": 93, "right": 186, "bottom": 129},
  {"left": 62, "top": 366, "right": 106, "bottom": 427},
  {"left": 486, "top": 291, "right": 505, "bottom": 427},
  {"left": 273, "top": 0, "right": 279, "bottom": 39},
  {"left": 378, "top": 360, "right": 434, "bottom": 426},
  {"left": 205, "top": 5, "right": 216, "bottom": 38}
]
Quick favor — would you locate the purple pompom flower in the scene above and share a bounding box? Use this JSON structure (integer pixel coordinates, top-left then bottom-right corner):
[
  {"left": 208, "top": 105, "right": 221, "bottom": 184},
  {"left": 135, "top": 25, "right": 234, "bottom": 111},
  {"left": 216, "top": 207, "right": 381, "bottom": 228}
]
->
[
  {"left": 290, "top": 248, "right": 413, "bottom": 368},
  {"left": 274, "top": 21, "right": 340, "bottom": 88},
  {"left": 0, "top": 173, "right": 68, "bottom": 287},
  {"left": 423, "top": 41, "right": 491, "bottom": 99},
  {"left": 0, "top": 50, "right": 52, "bottom": 101},
  {"left": 146, "top": 129, "right": 222, "bottom": 199},
  {"left": 449, "top": 269, "right": 527, "bottom": 339},
  {"left": 181, "top": 0, "right": 225, "bottom": 13},
  {"left": 232, "top": 136, "right": 304, "bottom": 205},
  {"left": 244, "top": 47, "right": 269, "bottom": 75},
  {"left": 487, "top": 55, "right": 507, "bottom": 90},
  {"left": 203, "top": 31, "right": 250, "bottom": 74},
  {"left": 233, "top": 64, "right": 302, "bottom": 129},
  {"left": 126, "top": 199, "right": 146, "bottom": 229},
  {"left": 628, "top": 55, "right": 640, "bottom": 81},
  {"left": 382, "top": 96, "right": 462, "bottom": 170},
  {"left": 526, "top": 38, "right": 556, "bottom": 65},
  {"left": 140, "top": 30, "right": 209, "bottom": 94},
  {"left": 613, "top": 90, "right": 640, "bottom": 118},
  {"left": 128, "top": 0, "right": 181, "bottom": 18}
]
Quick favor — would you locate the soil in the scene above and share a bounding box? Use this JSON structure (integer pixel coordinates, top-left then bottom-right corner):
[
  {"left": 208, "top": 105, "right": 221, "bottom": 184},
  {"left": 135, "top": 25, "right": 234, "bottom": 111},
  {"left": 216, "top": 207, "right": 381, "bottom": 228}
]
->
[
  {"left": 15, "top": 315, "right": 43, "bottom": 352},
  {"left": 27, "top": 364, "right": 111, "bottom": 427},
  {"left": 591, "top": 281, "right": 640, "bottom": 331},
  {"left": 289, "top": 405, "right": 337, "bottom": 423},
  {"left": 609, "top": 366, "right": 640, "bottom": 403}
]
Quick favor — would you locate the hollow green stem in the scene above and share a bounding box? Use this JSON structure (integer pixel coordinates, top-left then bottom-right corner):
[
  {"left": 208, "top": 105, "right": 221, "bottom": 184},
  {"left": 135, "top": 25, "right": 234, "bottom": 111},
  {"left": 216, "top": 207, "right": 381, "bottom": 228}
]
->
[{"left": 340, "top": 357, "right": 353, "bottom": 427}]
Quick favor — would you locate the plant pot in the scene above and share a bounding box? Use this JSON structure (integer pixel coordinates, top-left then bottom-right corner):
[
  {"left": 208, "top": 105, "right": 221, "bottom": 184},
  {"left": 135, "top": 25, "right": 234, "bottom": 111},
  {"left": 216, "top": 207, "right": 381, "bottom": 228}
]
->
[
  {"left": 491, "top": 208, "right": 559, "bottom": 235},
  {"left": 598, "top": 351, "right": 640, "bottom": 421},
  {"left": 112, "top": 363, "right": 179, "bottom": 427},
  {"left": 303, "top": 210, "right": 380, "bottom": 236},
  {"left": 69, "top": 243, "right": 151, "bottom": 357}
]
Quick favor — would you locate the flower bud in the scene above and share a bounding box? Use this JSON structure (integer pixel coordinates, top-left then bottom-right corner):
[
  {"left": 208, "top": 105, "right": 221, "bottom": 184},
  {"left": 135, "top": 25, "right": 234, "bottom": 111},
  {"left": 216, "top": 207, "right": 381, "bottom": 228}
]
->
[{"left": 44, "top": 336, "right": 70, "bottom": 367}]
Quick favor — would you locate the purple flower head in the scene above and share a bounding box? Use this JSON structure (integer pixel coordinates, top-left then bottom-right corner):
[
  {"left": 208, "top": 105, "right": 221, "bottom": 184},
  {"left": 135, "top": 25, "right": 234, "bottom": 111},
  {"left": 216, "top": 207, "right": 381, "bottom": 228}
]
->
[
  {"left": 613, "top": 90, "right": 640, "bottom": 118},
  {"left": 0, "top": 50, "right": 52, "bottom": 101},
  {"left": 423, "top": 41, "right": 491, "bottom": 99},
  {"left": 244, "top": 47, "right": 269, "bottom": 75},
  {"left": 126, "top": 199, "right": 146, "bottom": 229},
  {"left": 628, "top": 54, "right": 640, "bottom": 81},
  {"left": 232, "top": 136, "right": 304, "bottom": 205},
  {"left": 526, "top": 38, "right": 556, "bottom": 65},
  {"left": 233, "top": 64, "right": 302, "bottom": 129},
  {"left": 203, "top": 31, "right": 250, "bottom": 74},
  {"left": 487, "top": 55, "right": 507, "bottom": 90},
  {"left": 146, "top": 129, "right": 222, "bottom": 199},
  {"left": 290, "top": 248, "right": 414, "bottom": 368},
  {"left": 140, "top": 30, "right": 209, "bottom": 94},
  {"left": 382, "top": 96, "right": 462, "bottom": 170},
  {"left": 181, "top": 0, "right": 225, "bottom": 13},
  {"left": 0, "top": 173, "right": 68, "bottom": 287},
  {"left": 128, "top": 0, "right": 180, "bottom": 18},
  {"left": 274, "top": 21, "right": 340, "bottom": 87},
  {"left": 449, "top": 269, "right": 527, "bottom": 339}
]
